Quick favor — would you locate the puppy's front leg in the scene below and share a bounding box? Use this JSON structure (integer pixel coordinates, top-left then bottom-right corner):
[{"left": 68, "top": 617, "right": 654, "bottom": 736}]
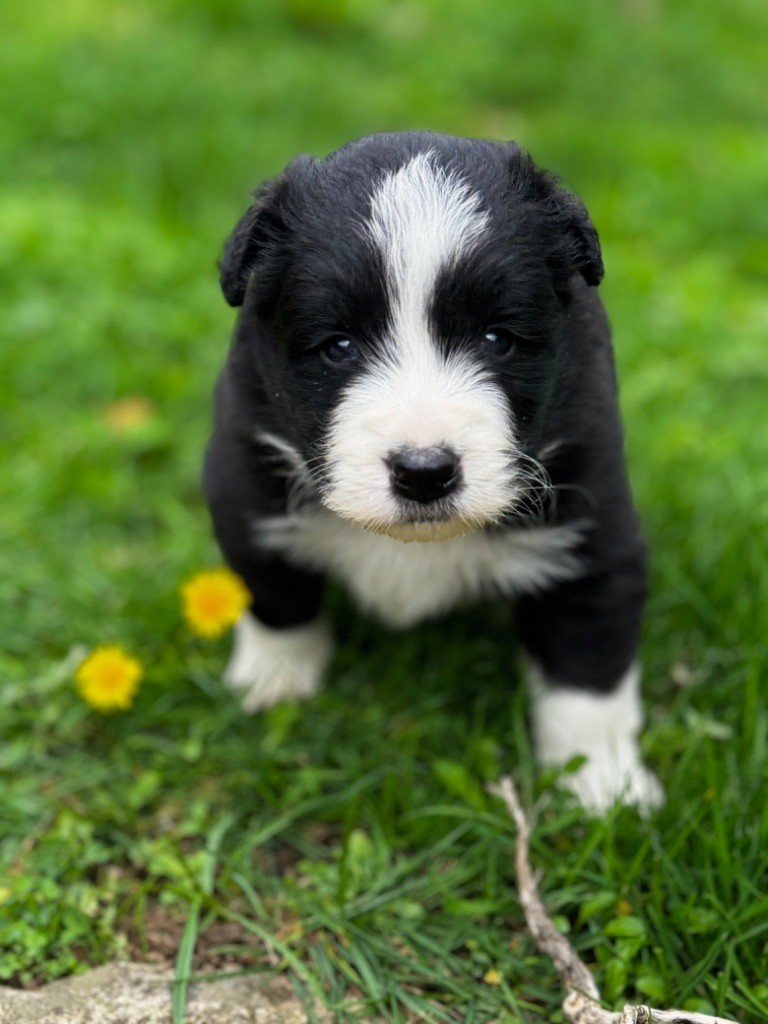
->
[
  {"left": 204, "top": 429, "right": 332, "bottom": 714},
  {"left": 220, "top": 551, "right": 332, "bottom": 714},
  {"left": 516, "top": 561, "right": 664, "bottom": 815},
  {"left": 225, "top": 600, "right": 333, "bottom": 714}
]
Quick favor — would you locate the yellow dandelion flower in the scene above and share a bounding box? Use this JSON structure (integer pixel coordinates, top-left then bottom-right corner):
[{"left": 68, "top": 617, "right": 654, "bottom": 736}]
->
[
  {"left": 75, "top": 645, "right": 142, "bottom": 713},
  {"left": 483, "top": 968, "right": 502, "bottom": 986},
  {"left": 182, "top": 568, "right": 251, "bottom": 638}
]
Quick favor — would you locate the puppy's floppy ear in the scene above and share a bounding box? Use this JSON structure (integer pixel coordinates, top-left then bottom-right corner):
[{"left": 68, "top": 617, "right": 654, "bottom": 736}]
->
[
  {"left": 511, "top": 146, "right": 604, "bottom": 287},
  {"left": 219, "top": 155, "right": 316, "bottom": 307},
  {"left": 219, "top": 178, "right": 286, "bottom": 307},
  {"left": 547, "top": 185, "right": 604, "bottom": 287}
]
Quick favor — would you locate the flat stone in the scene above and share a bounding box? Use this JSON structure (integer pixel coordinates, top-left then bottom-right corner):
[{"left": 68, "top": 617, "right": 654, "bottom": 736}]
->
[{"left": 0, "top": 962, "right": 324, "bottom": 1024}]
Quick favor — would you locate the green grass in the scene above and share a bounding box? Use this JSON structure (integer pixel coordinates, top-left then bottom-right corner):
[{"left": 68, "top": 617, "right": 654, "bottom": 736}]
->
[{"left": 1, "top": 0, "right": 767, "bottom": 1020}]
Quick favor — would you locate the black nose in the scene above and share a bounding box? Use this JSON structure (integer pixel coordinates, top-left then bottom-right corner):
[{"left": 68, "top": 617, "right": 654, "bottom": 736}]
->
[{"left": 389, "top": 447, "right": 461, "bottom": 504}]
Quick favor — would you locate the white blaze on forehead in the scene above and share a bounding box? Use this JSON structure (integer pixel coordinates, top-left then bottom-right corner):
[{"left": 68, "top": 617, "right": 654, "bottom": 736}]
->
[
  {"left": 366, "top": 150, "right": 490, "bottom": 355},
  {"left": 322, "top": 150, "right": 517, "bottom": 539}
]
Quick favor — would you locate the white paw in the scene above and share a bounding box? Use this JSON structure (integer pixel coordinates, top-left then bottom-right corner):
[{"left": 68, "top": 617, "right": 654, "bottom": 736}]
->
[
  {"left": 528, "top": 662, "right": 665, "bottom": 817},
  {"left": 559, "top": 749, "right": 665, "bottom": 817},
  {"left": 223, "top": 613, "right": 334, "bottom": 714}
]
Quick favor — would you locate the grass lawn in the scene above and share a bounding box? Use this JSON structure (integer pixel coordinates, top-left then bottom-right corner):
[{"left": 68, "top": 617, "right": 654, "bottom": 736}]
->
[{"left": 2, "top": 0, "right": 767, "bottom": 1020}]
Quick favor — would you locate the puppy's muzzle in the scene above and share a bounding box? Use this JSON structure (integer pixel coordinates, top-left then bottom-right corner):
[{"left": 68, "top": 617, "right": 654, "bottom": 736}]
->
[{"left": 387, "top": 447, "right": 462, "bottom": 504}]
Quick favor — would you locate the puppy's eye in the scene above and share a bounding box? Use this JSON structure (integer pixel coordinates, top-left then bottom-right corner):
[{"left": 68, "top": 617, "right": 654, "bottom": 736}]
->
[
  {"left": 320, "top": 336, "right": 358, "bottom": 367},
  {"left": 481, "top": 328, "right": 516, "bottom": 360}
]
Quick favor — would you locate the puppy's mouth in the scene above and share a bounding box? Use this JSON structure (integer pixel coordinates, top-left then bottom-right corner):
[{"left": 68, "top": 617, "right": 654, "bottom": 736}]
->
[
  {"left": 336, "top": 500, "right": 489, "bottom": 543},
  {"left": 353, "top": 447, "right": 480, "bottom": 541}
]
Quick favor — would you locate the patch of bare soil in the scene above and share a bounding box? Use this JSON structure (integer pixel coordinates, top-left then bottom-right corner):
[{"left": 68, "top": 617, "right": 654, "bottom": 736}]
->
[{"left": 124, "top": 904, "right": 265, "bottom": 973}]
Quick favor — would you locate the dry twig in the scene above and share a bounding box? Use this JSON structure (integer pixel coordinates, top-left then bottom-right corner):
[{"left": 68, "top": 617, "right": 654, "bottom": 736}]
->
[{"left": 487, "top": 776, "right": 742, "bottom": 1024}]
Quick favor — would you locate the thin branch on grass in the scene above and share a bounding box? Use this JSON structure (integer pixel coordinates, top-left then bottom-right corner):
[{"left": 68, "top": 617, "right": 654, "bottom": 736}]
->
[{"left": 486, "top": 776, "right": 743, "bottom": 1024}]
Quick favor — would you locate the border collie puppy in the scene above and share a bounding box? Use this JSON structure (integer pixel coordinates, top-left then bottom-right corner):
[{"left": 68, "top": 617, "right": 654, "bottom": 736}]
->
[{"left": 204, "top": 131, "right": 663, "bottom": 814}]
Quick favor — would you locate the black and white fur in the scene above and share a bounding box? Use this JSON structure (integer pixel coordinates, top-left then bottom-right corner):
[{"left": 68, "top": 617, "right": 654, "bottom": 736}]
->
[{"left": 204, "top": 132, "right": 663, "bottom": 814}]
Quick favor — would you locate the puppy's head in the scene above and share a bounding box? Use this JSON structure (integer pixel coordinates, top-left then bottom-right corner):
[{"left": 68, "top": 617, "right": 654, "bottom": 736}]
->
[{"left": 221, "top": 132, "right": 602, "bottom": 542}]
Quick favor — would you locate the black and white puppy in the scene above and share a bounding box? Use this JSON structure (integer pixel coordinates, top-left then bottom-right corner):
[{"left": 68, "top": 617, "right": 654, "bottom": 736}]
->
[{"left": 203, "top": 131, "right": 663, "bottom": 814}]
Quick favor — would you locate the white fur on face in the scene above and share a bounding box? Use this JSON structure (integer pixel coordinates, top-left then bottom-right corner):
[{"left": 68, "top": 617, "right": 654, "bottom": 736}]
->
[
  {"left": 322, "top": 152, "right": 518, "bottom": 541},
  {"left": 528, "top": 662, "right": 665, "bottom": 816}
]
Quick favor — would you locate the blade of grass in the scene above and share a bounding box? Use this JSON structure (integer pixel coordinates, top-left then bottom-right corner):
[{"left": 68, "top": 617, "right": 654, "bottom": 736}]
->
[
  {"left": 172, "top": 814, "right": 233, "bottom": 1024},
  {"left": 172, "top": 900, "right": 201, "bottom": 1024}
]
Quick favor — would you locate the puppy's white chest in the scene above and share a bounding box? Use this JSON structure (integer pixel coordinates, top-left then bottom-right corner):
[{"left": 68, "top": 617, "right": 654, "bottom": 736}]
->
[{"left": 257, "top": 511, "right": 583, "bottom": 628}]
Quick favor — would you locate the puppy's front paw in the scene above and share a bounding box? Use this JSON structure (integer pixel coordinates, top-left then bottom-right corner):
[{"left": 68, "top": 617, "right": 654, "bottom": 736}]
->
[
  {"left": 529, "top": 664, "right": 665, "bottom": 817},
  {"left": 223, "top": 613, "right": 334, "bottom": 714},
  {"left": 559, "top": 750, "right": 665, "bottom": 817}
]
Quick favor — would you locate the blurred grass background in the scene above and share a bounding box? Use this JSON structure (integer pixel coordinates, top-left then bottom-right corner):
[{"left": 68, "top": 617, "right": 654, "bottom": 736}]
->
[{"left": 1, "top": 1, "right": 767, "bottom": 1021}]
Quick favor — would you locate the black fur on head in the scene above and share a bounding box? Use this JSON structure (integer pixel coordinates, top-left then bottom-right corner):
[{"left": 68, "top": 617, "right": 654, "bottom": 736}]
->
[{"left": 219, "top": 134, "right": 603, "bottom": 310}]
